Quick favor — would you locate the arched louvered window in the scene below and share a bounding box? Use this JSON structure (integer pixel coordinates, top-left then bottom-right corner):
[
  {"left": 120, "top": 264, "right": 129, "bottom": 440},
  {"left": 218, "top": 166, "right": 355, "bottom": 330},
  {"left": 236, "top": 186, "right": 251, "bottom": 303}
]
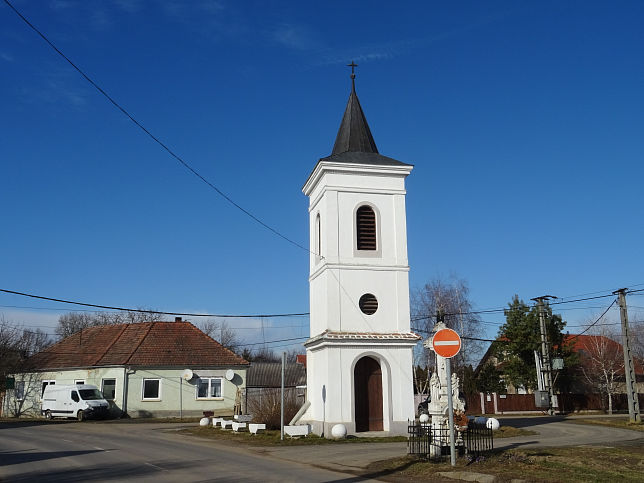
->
[{"left": 356, "top": 205, "right": 376, "bottom": 250}]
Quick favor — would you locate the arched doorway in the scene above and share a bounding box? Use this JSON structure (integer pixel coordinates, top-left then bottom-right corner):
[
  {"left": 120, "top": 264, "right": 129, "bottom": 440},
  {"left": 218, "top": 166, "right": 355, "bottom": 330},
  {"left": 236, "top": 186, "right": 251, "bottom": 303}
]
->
[{"left": 354, "top": 356, "right": 383, "bottom": 431}]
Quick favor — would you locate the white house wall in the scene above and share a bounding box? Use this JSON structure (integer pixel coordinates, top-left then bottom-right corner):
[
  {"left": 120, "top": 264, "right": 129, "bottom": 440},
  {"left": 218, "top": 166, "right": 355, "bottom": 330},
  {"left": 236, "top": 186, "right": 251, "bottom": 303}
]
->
[
  {"left": 4, "top": 367, "right": 247, "bottom": 419},
  {"left": 125, "top": 367, "right": 246, "bottom": 418}
]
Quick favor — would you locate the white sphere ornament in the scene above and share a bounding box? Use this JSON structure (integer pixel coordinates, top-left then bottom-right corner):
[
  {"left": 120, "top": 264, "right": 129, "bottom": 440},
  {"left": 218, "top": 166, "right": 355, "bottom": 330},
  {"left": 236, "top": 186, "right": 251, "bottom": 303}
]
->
[
  {"left": 331, "top": 424, "right": 347, "bottom": 439},
  {"left": 419, "top": 413, "right": 430, "bottom": 423},
  {"left": 199, "top": 417, "right": 210, "bottom": 427},
  {"left": 486, "top": 418, "right": 500, "bottom": 431}
]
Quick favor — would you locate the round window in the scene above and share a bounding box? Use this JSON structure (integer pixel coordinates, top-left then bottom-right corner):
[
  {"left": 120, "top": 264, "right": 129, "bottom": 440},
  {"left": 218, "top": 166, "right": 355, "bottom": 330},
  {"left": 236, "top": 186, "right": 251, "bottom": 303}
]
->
[{"left": 359, "top": 293, "right": 378, "bottom": 315}]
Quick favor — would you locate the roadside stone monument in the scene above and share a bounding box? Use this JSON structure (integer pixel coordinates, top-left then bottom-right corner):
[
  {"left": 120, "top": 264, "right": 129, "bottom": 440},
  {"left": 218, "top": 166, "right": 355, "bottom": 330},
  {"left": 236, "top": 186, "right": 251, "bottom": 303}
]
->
[{"left": 422, "top": 322, "right": 467, "bottom": 456}]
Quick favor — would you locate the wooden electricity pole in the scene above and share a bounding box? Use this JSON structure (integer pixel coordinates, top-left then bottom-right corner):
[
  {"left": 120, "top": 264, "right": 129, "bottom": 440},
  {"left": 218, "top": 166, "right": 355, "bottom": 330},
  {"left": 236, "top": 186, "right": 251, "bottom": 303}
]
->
[{"left": 614, "top": 289, "right": 641, "bottom": 423}]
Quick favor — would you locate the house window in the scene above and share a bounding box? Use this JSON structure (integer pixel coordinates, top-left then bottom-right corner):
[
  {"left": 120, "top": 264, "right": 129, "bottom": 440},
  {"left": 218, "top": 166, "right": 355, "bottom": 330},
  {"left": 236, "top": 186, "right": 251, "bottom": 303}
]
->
[
  {"left": 356, "top": 205, "right": 376, "bottom": 250},
  {"left": 102, "top": 378, "right": 116, "bottom": 400},
  {"left": 142, "top": 379, "right": 161, "bottom": 400},
  {"left": 41, "top": 380, "right": 55, "bottom": 397},
  {"left": 16, "top": 381, "right": 25, "bottom": 401},
  {"left": 196, "top": 378, "right": 223, "bottom": 399},
  {"left": 75, "top": 380, "right": 85, "bottom": 385}
]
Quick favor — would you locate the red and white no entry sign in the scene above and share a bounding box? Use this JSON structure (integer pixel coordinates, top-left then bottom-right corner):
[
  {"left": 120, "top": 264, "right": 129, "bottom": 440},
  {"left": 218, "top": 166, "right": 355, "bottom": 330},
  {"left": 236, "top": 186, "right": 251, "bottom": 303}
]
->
[{"left": 432, "top": 328, "right": 462, "bottom": 358}]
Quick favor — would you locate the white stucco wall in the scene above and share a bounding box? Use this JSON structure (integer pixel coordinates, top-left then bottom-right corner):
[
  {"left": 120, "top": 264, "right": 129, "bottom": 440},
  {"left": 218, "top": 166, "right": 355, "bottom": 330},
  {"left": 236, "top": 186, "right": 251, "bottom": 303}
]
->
[
  {"left": 305, "top": 163, "right": 413, "bottom": 338},
  {"left": 4, "top": 366, "right": 247, "bottom": 419},
  {"left": 304, "top": 343, "right": 416, "bottom": 436},
  {"left": 302, "top": 160, "right": 417, "bottom": 436}
]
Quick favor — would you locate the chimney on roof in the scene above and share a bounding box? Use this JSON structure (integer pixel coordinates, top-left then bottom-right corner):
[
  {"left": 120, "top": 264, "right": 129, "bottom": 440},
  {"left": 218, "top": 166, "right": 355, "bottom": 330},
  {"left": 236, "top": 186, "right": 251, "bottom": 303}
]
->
[{"left": 175, "top": 317, "right": 182, "bottom": 322}]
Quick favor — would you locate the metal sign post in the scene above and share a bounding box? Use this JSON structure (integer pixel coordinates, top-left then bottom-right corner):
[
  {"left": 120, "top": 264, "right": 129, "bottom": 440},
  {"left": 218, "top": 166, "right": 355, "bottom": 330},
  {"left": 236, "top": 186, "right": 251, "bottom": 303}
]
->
[
  {"left": 432, "top": 328, "right": 462, "bottom": 467},
  {"left": 280, "top": 351, "right": 285, "bottom": 441},
  {"left": 445, "top": 357, "right": 456, "bottom": 466}
]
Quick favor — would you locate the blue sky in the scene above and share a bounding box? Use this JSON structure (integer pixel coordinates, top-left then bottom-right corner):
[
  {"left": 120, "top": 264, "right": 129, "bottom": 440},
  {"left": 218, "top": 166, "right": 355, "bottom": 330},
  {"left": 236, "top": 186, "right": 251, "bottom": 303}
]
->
[{"left": 1, "top": 1, "right": 643, "bottom": 356}]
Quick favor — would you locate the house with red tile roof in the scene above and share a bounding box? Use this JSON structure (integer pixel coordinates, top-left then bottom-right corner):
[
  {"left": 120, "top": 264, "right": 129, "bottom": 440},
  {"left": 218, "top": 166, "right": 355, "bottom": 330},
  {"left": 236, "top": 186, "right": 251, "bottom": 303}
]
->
[
  {"left": 471, "top": 334, "right": 643, "bottom": 413},
  {"left": 5, "top": 320, "right": 249, "bottom": 419}
]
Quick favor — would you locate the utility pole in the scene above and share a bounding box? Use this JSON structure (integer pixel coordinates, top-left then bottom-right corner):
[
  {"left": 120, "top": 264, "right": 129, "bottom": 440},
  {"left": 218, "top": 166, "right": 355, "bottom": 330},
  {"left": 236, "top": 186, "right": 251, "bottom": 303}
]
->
[
  {"left": 532, "top": 295, "right": 557, "bottom": 415},
  {"left": 280, "top": 351, "right": 286, "bottom": 440},
  {"left": 614, "top": 289, "right": 641, "bottom": 423}
]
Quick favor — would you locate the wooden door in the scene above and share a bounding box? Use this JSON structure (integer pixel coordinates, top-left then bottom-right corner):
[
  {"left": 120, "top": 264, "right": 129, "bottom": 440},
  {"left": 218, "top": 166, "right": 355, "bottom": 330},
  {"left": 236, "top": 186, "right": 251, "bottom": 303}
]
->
[{"left": 355, "top": 356, "right": 383, "bottom": 431}]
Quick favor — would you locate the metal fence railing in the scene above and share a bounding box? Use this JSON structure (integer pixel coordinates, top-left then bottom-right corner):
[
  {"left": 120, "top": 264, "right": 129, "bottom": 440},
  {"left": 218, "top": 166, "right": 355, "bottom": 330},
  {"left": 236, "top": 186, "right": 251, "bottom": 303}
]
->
[
  {"left": 463, "top": 422, "right": 493, "bottom": 458},
  {"left": 408, "top": 420, "right": 493, "bottom": 460}
]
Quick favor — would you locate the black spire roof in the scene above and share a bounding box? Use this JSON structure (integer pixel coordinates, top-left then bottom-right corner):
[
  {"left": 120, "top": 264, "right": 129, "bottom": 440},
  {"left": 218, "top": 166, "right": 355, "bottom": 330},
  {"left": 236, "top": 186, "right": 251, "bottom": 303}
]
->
[
  {"left": 320, "top": 64, "right": 411, "bottom": 168},
  {"left": 331, "top": 81, "right": 379, "bottom": 155}
]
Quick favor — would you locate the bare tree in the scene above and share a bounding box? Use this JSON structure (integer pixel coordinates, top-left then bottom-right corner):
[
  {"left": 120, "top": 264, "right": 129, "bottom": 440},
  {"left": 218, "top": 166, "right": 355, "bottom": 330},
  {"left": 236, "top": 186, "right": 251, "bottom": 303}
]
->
[
  {"left": 56, "top": 309, "right": 162, "bottom": 339},
  {"left": 579, "top": 325, "right": 624, "bottom": 415},
  {"left": 197, "top": 319, "right": 239, "bottom": 351},
  {"left": 1, "top": 316, "right": 53, "bottom": 416},
  {"left": 240, "top": 346, "right": 281, "bottom": 362},
  {"left": 412, "top": 277, "right": 484, "bottom": 369},
  {"left": 629, "top": 311, "right": 644, "bottom": 360},
  {"left": 413, "top": 365, "right": 430, "bottom": 397}
]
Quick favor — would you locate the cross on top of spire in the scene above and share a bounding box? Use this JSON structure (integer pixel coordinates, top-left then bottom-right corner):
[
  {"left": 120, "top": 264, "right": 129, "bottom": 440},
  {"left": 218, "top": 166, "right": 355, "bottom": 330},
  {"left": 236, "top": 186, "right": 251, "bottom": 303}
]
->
[
  {"left": 347, "top": 61, "right": 357, "bottom": 91},
  {"left": 347, "top": 61, "right": 358, "bottom": 78}
]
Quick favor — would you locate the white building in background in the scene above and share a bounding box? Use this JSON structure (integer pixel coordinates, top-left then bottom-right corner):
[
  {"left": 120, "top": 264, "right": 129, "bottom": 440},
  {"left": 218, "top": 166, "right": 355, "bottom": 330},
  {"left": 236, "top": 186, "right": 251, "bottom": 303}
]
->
[{"left": 301, "top": 70, "right": 420, "bottom": 436}]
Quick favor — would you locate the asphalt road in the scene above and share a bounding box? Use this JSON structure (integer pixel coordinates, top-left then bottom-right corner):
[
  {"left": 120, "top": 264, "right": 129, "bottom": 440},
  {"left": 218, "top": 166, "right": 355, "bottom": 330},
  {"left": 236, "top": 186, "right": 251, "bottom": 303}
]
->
[
  {"left": 0, "top": 421, "right": 375, "bottom": 482},
  {"left": 493, "top": 415, "right": 644, "bottom": 450},
  {"left": 1, "top": 416, "right": 642, "bottom": 482}
]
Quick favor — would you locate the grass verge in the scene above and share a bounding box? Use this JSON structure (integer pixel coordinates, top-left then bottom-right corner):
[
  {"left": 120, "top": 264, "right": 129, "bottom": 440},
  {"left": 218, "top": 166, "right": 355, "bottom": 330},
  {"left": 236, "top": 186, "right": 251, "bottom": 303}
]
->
[
  {"left": 368, "top": 444, "right": 644, "bottom": 482},
  {"left": 493, "top": 425, "right": 537, "bottom": 438},
  {"left": 178, "top": 424, "right": 532, "bottom": 446},
  {"left": 566, "top": 417, "right": 644, "bottom": 432},
  {"left": 178, "top": 426, "right": 407, "bottom": 446}
]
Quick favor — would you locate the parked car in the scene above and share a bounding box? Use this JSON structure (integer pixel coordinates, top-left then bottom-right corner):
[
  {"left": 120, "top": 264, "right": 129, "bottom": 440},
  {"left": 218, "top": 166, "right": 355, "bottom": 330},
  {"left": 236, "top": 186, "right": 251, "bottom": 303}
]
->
[{"left": 41, "top": 384, "right": 109, "bottom": 421}]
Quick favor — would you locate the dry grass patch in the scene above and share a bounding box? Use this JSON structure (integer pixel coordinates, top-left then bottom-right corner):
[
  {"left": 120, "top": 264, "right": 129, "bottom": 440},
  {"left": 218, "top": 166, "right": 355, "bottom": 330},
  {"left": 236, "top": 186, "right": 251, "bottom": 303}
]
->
[
  {"left": 566, "top": 417, "right": 644, "bottom": 432},
  {"left": 179, "top": 426, "right": 407, "bottom": 446},
  {"left": 368, "top": 445, "right": 644, "bottom": 482},
  {"left": 494, "top": 425, "right": 537, "bottom": 438}
]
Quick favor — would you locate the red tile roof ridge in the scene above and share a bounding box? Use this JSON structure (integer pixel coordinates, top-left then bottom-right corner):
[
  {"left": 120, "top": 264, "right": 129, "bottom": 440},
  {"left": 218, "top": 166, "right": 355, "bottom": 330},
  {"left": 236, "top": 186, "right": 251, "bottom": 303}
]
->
[
  {"left": 28, "top": 320, "right": 249, "bottom": 369},
  {"left": 184, "top": 320, "right": 250, "bottom": 365},
  {"left": 124, "top": 322, "right": 155, "bottom": 365},
  {"left": 92, "top": 323, "right": 129, "bottom": 366}
]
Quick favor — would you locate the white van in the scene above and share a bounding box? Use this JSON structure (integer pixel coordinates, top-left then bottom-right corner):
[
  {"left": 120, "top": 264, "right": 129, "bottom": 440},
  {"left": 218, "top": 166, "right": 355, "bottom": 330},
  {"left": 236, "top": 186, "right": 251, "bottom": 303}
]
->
[{"left": 41, "top": 384, "right": 110, "bottom": 421}]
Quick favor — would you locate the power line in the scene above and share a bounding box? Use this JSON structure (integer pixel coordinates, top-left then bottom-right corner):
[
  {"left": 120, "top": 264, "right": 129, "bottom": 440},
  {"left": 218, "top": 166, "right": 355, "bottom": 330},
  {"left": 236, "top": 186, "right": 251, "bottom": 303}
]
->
[
  {"left": 555, "top": 282, "right": 644, "bottom": 301},
  {"left": 0, "top": 288, "right": 308, "bottom": 318},
  {"left": 412, "top": 290, "right": 634, "bottom": 322},
  {"left": 216, "top": 336, "right": 309, "bottom": 348},
  {"left": 2, "top": 0, "right": 310, "bottom": 255},
  {"left": 566, "top": 300, "right": 616, "bottom": 342},
  {"left": 549, "top": 294, "right": 616, "bottom": 306}
]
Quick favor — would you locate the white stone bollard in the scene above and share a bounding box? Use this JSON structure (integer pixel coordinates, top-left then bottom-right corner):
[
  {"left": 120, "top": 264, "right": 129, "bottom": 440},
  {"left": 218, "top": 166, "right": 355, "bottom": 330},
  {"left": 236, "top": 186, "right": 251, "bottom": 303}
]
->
[
  {"left": 212, "top": 417, "right": 223, "bottom": 427},
  {"left": 199, "top": 417, "right": 210, "bottom": 427},
  {"left": 284, "top": 424, "right": 311, "bottom": 438},
  {"left": 331, "top": 424, "right": 347, "bottom": 439},
  {"left": 221, "top": 420, "right": 233, "bottom": 429},
  {"left": 486, "top": 418, "right": 500, "bottom": 431},
  {"left": 232, "top": 422, "right": 247, "bottom": 432},
  {"left": 249, "top": 423, "right": 266, "bottom": 435}
]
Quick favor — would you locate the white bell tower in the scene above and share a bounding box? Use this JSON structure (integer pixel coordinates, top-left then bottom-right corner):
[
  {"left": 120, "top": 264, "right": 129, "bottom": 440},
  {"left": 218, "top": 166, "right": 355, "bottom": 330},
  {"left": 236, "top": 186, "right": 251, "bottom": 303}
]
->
[{"left": 301, "top": 67, "right": 419, "bottom": 436}]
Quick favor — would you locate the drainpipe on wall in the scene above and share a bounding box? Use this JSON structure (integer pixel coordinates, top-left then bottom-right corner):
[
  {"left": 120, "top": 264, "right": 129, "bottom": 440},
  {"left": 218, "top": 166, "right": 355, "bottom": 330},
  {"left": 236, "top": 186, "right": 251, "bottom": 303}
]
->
[{"left": 122, "top": 367, "right": 129, "bottom": 418}]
